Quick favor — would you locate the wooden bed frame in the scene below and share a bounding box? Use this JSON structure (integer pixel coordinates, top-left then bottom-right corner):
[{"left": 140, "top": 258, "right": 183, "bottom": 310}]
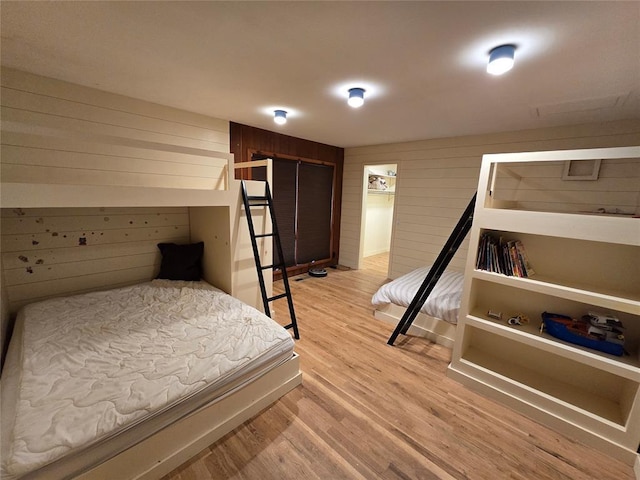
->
[{"left": 374, "top": 303, "right": 456, "bottom": 348}]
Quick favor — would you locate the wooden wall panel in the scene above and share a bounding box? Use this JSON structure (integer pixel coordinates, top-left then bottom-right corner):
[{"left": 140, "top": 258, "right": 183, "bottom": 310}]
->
[
  {"left": 340, "top": 120, "right": 640, "bottom": 280},
  {"left": 1, "top": 68, "right": 230, "bottom": 190},
  {"left": 231, "top": 123, "right": 343, "bottom": 165},
  {"left": 1, "top": 207, "right": 190, "bottom": 314}
]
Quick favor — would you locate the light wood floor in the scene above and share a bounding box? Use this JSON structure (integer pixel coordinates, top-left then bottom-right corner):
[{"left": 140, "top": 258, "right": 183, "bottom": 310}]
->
[
  {"left": 164, "top": 253, "right": 634, "bottom": 480},
  {"left": 361, "top": 252, "right": 390, "bottom": 275}
]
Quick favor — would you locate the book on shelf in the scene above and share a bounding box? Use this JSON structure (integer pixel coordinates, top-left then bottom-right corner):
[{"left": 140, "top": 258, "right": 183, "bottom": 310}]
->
[
  {"left": 515, "top": 240, "right": 535, "bottom": 276},
  {"left": 476, "top": 233, "right": 534, "bottom": 278}
]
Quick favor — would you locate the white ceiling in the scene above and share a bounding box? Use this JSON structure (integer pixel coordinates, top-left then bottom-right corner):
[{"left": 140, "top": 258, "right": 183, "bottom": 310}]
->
[{"left": 1, "top": 1, "right": 639, "bottom": 148}]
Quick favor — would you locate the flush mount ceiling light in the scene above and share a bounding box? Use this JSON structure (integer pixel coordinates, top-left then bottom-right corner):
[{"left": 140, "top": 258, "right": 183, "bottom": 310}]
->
[
  {"left": 348, "top": 87, "right": 365, "bottom": 108},
  {"left": 273, "top": 109, "right": 287, "bottom": 125},
  {"left": 487, "top": 44, "right": 516, "bottom": 75}
]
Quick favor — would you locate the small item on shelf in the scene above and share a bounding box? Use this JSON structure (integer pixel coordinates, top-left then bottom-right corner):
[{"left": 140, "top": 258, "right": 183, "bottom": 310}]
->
[
  {"left": 368, "top": 176, "right": 388, "bottom": 190},
  {"left": 586, "top": 311, "right": 623, "bottom": 329},
  {"left": 487, "top": 309, "right": 502, "bottom": 320},
  {"left": 584, "top": 312, "right": 625, "bottom": 345},
  {"left": 589, "top": 207, "right": 635, "bottom": 216},
  {"left": 507, "top": 314, "right": 529, "bottom": 326},
  {"left": 541, "top": 311, "right": 625, "bottom": 356}
]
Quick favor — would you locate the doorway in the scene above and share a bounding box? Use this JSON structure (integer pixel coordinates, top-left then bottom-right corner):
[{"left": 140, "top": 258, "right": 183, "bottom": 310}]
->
[
  {"left": 251, "top": 151, "right": 337, "bottom": 278},
  {"left": 360, "top": 163, "right": 397, "bottom": 276}
]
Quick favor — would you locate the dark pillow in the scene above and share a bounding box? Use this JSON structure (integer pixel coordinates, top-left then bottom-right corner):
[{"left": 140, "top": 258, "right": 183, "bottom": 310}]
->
[{"left": 156, "top": 242, "right": 204, "bottom": 281}]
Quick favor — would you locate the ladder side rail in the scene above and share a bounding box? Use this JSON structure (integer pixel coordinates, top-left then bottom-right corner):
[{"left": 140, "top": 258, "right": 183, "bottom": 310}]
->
[
  {"left": 399, "top": 213, "right": 473, "bottom": 335},
  {"left": 397, "top": 274, "right": 443, "bottom": 335},
  {"left": 387, "top": 268, "right": 447, "bottom": 345},
  {"left": 387, "top": 193, "right": 476, "bottom": 345},
  {"left": 402, "top": 212, "right": 473, "bottom": 334},
  {"left": 241, "top": 181, "right": 272, "bottom": 317},
  {"left": 265, "top": 183, "right": 300, "bottom": 339},
  {"left": 393, "top": 194, "right": 476, "bottom": 341}
]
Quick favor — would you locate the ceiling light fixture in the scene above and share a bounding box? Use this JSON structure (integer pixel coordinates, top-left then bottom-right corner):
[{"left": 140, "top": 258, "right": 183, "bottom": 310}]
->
[
  {"left": 348, "top": 87, "right": 365, "bottom": 108},
  {"left": 487, "top": 44, "right": 516, "bottom": 75},
  {"left": 273, "top": 109, "right": 287, "bottom": 125}
]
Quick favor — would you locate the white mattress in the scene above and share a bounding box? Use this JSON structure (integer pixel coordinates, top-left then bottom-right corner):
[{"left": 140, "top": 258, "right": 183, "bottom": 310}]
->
[
  {"left": 1, "top": 280, "right": 295, "bottom": 479},
  {"left": 371, "top": 266, "right": 464, "bottom": 324}
]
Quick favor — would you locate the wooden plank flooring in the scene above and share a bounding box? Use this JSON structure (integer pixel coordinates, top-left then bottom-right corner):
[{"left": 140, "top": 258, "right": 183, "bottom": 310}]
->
[{"left": 164, "top": 253, "right": 634, "bottom": 480}]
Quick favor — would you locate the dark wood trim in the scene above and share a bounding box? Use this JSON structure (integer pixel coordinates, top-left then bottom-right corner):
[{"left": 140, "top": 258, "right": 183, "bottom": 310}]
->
[{"left": 249, "top": 149, "right": 336, "bottom": 168}]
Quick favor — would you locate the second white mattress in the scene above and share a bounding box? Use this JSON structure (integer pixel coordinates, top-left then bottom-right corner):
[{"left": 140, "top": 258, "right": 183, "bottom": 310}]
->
[{"left": 371, "top": 266, "right": 464, "bottom": 324}]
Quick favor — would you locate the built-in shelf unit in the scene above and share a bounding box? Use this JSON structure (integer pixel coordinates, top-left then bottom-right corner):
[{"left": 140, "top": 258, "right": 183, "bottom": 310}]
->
[{"left": 448, "top": 146, "right": 640, "bottom": 466}]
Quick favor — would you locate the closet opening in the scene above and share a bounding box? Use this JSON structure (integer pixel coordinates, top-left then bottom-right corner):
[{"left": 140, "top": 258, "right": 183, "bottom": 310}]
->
[
  {"left": 360, "top": 163, "right": 397, "bottom": 276},
  {"left": 250, "top": 151, "right": 337, "bottom": 279}
]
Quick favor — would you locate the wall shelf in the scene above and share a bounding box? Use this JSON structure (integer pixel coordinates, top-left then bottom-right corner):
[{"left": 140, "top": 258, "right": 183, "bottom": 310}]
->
[
  {"left": 472, "top": 269, "right": 640, "bottom": 315},
  {"left": 464, "top": 313, "right": 640, "bottom": 374}
]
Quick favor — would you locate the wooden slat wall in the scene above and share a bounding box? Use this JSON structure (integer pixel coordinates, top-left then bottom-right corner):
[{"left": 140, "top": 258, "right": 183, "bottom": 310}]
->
[
  {"left": 1, "top": 207, "right": 190, "bottom": 314},
  {"left": 340, "top": 120, "right": 640, "bottom": 279},
  {"left": 1, "top": 68, "right": 230, "bottom": 189}
]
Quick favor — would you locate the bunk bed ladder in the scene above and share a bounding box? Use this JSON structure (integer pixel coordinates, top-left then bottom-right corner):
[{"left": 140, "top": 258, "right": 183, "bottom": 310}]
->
[
  {"left": 387, "top": 193, "right": 477, "bottom": 346},
  {"left": 241, "top": 180, "right": 300, "bottom": 339}
]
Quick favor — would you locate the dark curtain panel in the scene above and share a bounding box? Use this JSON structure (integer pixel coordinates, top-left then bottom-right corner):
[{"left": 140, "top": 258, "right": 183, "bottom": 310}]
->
[
  {"left": 297, "top": 163, "right": 334, "bottom": 264},
  {"left": 272, "top": 159, "right": 297, "bottom": 267}
]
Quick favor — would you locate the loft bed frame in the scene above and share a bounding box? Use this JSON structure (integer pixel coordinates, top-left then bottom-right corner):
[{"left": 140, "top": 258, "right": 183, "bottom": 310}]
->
[
  {"left": 0, "top": 159, "right": 274, "bottom": 310},
  {"left": 0, "top": 159, "right": 302, "bottom": 479}
]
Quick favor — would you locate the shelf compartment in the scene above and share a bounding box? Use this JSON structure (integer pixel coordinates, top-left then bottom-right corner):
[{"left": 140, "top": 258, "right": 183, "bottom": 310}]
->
[
  {"left": 473, "top": 230, "right": 640, "bottom": 310},
  {"left": 467, "top": 281, "right": 640, "bottom": 373},
  {"left": 473, "top": 269, "right": 639, "bottom": 316},
  {"left": 460, "top": 324, "right": 639, "bottom": 428},
  {"left": 464, "top": 312, "right": 640, "bottom": 379},
  {"left": 482, "top": 152, "right": 639, "bottom": 232}
]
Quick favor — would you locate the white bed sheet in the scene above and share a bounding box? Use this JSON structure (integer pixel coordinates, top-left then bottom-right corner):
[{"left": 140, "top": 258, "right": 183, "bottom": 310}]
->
[
  {"left": 1, "top": 280, "right": 294, "bottom": 479},
  {"left": 371, "top": 266, "right": 464, "bottom": 324}
]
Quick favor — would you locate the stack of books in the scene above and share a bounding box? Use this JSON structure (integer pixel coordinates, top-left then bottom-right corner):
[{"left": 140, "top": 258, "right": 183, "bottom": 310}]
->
[{"left": 476, "top": 233, "right": 535, "bottom": 277}]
